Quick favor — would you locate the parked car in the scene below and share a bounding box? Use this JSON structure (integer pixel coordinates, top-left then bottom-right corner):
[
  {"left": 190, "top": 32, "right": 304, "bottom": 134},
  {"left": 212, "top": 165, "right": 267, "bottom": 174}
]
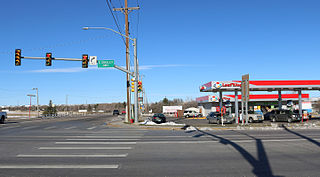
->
[
  {"left": 152, "top": 113, "right": 166, "bottom": 124},
  {"left": 270, "top": 110, "right": 301, "bottom": 123},
  {"left": 239, "top": 111, "right": 264, "bottom": 123},
  {"left": 207, "top": 112, "right": 234, "bottom": 124},
  {"left": 113, "top": 110, "right": 120, "bottom": 115},
  {"left": 0, "top": 111, "right": 7, "bottom": 124},
  {"left": 183, "top": 110, "right": 202, "bottom": 118},
  {"left": 264, "top": 110, "right": 275, "bottom": 120}
]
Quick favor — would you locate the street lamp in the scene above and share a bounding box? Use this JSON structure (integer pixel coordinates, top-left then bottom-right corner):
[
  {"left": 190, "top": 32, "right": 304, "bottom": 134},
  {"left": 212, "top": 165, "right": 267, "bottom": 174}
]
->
[
  {"left": 83, "top": 26, "right": 139, "bottom": 124},
  {"left": 27, "top": 94, "right": 36, "bottom": 119},
  {"left": 32, "top": 88, "right": 39, "bottom": 117}
]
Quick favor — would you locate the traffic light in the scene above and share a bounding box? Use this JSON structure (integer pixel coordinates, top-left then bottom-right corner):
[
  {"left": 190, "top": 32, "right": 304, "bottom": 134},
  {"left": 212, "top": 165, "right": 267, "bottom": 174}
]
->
[
  {"left": 82, "top": 54, "right": 88, "bottom": 68},
  {"left": 131, "top": 81, "right": 135, "bottom": 92},
  {"left": 138, "top": 81, "right": 142, "bottom": 92},
  {"left": 46, "top": 53, "right": 52, "bottom": 66},
  {"left": 15, "top": 49, "right": 21, "bottom": 66}
]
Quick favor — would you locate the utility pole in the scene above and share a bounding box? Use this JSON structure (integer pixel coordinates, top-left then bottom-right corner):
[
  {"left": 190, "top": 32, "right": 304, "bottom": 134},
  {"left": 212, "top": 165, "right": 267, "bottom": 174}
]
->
[
  {"left": 113, "top": 1, "right": 139, "bottom": 123},
  {"left": 32, "top": 88, "right": 39, "bottom": 117},
  {"left": 66, "top": 94, "right": 68, "bottom": 112}
]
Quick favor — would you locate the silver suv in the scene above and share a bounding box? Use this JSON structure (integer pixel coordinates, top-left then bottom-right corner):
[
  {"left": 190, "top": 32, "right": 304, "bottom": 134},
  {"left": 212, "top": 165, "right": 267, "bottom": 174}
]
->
[{"left": 183, "top": 110, "right": 202, "bottom": 118}]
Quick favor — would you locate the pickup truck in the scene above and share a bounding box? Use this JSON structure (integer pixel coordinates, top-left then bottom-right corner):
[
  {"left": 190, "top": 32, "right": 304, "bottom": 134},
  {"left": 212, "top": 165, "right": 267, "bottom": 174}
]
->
[{"left": 0, "top": 112, "right": 7, "bottom": 124}]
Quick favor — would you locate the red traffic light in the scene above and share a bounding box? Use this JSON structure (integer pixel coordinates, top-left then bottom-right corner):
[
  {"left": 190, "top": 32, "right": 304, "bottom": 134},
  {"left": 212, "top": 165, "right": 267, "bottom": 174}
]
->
[
  {"left": 46, "top": 53, "right": 52, "bottom": 66},
  {"left": 82, "top": 54, "right": 88, "bottom": 68}
]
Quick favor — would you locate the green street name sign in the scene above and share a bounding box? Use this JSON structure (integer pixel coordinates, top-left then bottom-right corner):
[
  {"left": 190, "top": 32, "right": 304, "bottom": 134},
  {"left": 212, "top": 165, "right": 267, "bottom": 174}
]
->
[{"left": 98, "top": 60, "right": 114, "bottom": 68}]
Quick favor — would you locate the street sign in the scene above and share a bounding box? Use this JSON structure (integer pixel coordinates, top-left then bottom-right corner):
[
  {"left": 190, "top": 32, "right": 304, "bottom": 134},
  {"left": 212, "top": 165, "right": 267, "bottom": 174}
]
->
[
  {"left": 89, "top": 56, "right": 97, "bottom": 65},
  {"left": 98, "top": 60, "right": 114, "bottom": 68}
]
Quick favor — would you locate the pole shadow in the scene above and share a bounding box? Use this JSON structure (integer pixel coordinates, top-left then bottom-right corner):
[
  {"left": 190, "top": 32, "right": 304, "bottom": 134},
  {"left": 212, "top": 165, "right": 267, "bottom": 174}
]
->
[
  {"left": 189, "top": 128, "right": 282, "bottom": 177},
  {"left": 281, "top": 125, "right": 320, "bottom": 147}
]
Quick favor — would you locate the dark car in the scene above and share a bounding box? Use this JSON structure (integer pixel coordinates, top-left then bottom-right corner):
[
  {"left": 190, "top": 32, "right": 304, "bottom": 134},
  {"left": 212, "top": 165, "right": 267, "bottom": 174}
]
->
[
  {"left": 264, "top": 110, "right": 275, "bottom": 120},
  {"left": 207, "top": 112, "right": 234, "bottom": 124},
  {"left": 113, "top": 110, "right": 120, "bottom": 115},
  {"left": 152, "top": 113, "right": 166, "bottom": 124},
  {"left": 270, "top": 110, "right": 301, "bottom": 123}
]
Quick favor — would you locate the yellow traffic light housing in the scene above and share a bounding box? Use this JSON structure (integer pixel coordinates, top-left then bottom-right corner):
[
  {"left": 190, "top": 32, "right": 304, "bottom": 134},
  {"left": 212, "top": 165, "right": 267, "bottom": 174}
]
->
[
  {"left": 15, "top": 49, "right": 21, "bottom": 66},
  {"left": 82, "top": 54, "right": 88, "bottom": 68},
  {"left": 138, "top": 81, "right": 142, "bottom": 92},
  {"left": 46, "top": 53, "right": 52, "bottom": 66}
]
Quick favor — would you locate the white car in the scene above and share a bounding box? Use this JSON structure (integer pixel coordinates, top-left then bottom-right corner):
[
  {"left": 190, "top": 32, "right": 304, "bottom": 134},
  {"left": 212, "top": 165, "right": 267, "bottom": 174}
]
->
[{"left": 183, "top": 110, "right": 202, "bottom": 118}]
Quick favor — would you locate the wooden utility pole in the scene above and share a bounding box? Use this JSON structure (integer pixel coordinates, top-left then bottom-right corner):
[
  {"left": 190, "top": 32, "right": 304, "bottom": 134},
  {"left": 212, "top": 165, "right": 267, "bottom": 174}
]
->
[{"left": 113, "top": 1, "right": 139, "bottom": 123}]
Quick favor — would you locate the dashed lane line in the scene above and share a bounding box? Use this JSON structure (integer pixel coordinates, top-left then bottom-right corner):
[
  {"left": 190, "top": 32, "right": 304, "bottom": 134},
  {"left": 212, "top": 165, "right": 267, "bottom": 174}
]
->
[
  {"left": 87, "top": 126, "right": 97, "bottom": 130},
  {"left": 44, "top": 126, "right": 56, "bottom": 130},
  {"left": 65, "top": 126, "right": 76, "bottom": 130},
  {"left": 22, "top": 126, "right": 38, "bottom": 130}
]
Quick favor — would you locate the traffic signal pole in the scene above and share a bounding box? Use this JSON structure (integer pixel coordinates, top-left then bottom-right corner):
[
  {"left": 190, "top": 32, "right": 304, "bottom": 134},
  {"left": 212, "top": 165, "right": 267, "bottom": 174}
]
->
[{"left": 133, "top": 38, "right": 139, "bottom": 123}]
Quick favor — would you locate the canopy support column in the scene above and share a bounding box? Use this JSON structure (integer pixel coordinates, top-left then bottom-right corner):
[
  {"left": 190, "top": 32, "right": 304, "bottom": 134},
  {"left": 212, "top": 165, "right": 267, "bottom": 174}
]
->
[
  {"left": 298, "top": 90, "right": 302, "bottom": 119},
  {"left": 235, "top": 91, "right": 239, "bottom": 124},
  {"left": 278, "top": 90, "right": 282, "bottom": 109}
]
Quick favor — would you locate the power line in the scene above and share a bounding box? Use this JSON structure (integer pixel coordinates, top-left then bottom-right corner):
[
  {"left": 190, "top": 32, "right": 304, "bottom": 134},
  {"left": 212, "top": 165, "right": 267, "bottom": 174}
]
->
[{"left": 106, "top": 0, "right": 126, "bottom": 46}]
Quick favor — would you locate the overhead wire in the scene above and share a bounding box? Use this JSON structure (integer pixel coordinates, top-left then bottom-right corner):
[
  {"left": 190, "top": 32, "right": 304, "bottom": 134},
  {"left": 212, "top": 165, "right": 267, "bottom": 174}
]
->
[{"left": 106, "top": 0, "right": 126, "bottom": 46}]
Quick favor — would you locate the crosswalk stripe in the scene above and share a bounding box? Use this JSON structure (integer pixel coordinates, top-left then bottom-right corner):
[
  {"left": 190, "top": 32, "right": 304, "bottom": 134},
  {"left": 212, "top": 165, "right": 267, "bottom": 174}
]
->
[
  {"left": 17, "top": 154, "right": 128, "bottom": 158},
  {"left": 0, "top": 165, "right": 119, "bottom": 169},
  {"left": 38, "top": 147, "right": 132, "bottom": 150},
  {"left": 55, "top": 142, "right": 137, "bottom": 145}
]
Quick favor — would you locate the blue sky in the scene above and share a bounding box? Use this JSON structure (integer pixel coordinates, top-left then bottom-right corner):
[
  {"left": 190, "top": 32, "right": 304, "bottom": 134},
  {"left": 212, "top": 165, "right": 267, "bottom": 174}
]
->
[{"left": 1, "top": 0, "right": 320, "bottom": 106}]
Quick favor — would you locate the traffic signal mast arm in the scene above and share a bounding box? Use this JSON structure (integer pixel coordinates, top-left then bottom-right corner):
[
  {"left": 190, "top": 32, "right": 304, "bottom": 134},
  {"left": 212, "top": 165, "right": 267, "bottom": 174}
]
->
[
  {"left": 23, "top": 56, "right": 82, "bottom": 61},
  {"left": 114, "top": 64, "right": 134, "bottom": 76}
]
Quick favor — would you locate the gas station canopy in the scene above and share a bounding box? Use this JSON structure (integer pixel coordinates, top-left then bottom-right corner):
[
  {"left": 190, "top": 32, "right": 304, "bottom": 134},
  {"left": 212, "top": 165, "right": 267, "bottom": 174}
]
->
[{"left": 200, "top": 80, "right": 320, "bottom": 92}]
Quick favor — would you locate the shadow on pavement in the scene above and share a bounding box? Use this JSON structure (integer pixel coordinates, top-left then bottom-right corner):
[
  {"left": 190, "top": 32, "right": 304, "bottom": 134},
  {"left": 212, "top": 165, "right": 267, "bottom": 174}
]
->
[
  {"left": 281, "top": 125, "right": 320, "bottom": 147},
  {"left": 189, "top": 127, "right": 282, "bottom": 177}
]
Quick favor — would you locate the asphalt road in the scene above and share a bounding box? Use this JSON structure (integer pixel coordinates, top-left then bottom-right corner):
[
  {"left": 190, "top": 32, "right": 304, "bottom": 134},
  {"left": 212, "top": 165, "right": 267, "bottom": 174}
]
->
[{"left": 1, "top": 115, "right": 320, "bottom": 177}]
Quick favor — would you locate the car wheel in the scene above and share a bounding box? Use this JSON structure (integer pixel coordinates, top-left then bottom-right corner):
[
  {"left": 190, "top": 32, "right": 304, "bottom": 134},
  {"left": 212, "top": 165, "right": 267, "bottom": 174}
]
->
[
  {"left": 271, "top": 116, "right": 276, "bottom": 122},
  {"left": 287, "top": 118, "right": 292, "bottom": 123},
  {"left": 249, "top": 117, "right": 253, "bottom": 123}
]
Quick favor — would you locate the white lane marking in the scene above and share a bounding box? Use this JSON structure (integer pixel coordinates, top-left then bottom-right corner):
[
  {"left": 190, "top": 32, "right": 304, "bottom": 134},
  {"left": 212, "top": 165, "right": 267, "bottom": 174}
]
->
[
  {"left": 1, "top": 126, "right": 21, "bottom": 129},
  {"left": 0, "top": 135, "right": 143, "bottom": 138},
  {"left": 0, "top": 165, "right": 119, "bottom": 169},
  {"left": 17, "top": 154, "right": 128, "bottom": 158},
  {"left": 65, "top": 126, "right": 76, "bottom": 130},
  {"left": 66, "top": 139, "right": 140, "bottom": 141},
  {"left": 38, "top": 147, "right": 132, "bottom": 150},
  {"left": 56, "top": 142, "right": 137, "bottom": 145},
  {"left": 44, "top": 126, "right": 56, "bottom": 130},
  {"left": 22, "top": 126, "right": 38, "bottom": 130},
  {"left": 87, "top": 126, "right": 97, "bottom": 130}
]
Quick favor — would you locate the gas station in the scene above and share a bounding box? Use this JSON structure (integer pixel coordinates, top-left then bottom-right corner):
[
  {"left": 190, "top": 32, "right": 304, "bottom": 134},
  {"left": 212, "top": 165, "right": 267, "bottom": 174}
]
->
[{"left": 198, "top": 80, "right": 320, "bottom": 121}]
